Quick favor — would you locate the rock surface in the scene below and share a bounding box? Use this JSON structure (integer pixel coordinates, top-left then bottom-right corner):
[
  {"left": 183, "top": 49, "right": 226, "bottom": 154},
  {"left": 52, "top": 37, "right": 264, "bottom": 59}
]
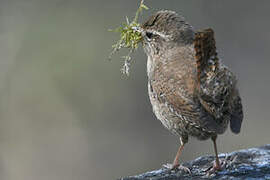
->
[{"left": 119, "top": 144, "right": 270, "bottom": 180}]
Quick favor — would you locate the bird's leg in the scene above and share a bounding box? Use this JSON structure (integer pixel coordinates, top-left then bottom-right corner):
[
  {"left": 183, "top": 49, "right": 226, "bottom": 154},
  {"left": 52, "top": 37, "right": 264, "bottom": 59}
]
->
[
  {"left": 206, "top": 135, "right": 225, "bottom": 174},
  {"left": 212, "top": 135, "right": 221, "bottom": 169},
  {"left": 172, "top": 142, "right": 185, "bottom": 168},
  {"left": 163, "top": 137, "right": 190, "bottom": 173}
]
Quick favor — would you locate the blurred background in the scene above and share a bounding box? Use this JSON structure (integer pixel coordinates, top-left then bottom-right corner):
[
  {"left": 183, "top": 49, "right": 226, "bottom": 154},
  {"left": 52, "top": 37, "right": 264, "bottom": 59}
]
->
[{"left": 0, "top": 0, "right": 269, "bottom": 179}]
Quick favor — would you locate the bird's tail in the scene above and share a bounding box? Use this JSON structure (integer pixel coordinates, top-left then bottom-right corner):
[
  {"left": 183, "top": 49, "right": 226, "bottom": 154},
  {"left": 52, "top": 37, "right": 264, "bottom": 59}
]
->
[{"left": 194, "top": 28, "right": 219, "bottom": 84}]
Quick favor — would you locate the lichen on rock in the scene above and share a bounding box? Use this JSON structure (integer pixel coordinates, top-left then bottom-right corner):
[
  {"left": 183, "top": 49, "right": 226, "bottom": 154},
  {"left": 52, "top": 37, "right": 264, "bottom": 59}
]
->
[{"left": 119, "top": 144, "right": 270, "bottom": 180}]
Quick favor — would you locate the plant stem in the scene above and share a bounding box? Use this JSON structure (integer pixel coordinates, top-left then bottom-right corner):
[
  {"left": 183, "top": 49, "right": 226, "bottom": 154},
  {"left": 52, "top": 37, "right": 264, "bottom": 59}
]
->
[{"left": 134, "top": 0, "right": 145, "bottom": 23}]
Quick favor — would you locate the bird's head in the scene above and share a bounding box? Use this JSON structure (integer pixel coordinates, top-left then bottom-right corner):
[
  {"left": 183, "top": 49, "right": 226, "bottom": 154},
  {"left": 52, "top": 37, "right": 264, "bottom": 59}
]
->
[{"left": 141, "top": 10, "right": 194, "bottom": 57}]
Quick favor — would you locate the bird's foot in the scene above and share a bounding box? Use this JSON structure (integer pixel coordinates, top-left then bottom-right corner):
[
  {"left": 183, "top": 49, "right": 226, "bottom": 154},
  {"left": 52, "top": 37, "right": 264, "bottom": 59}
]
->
[
  {"left": 205, "top": 160, "right": 226, "bottom": 176},
  {"left": 163, "top": 163, "right": 191, "bottom": 174}
]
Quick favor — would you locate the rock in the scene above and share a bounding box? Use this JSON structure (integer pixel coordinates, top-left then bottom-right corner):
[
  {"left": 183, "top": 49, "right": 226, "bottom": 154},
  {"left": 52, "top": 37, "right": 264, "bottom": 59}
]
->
[{"left": 119, "top": 144, "right": 270, "bottom": 180}]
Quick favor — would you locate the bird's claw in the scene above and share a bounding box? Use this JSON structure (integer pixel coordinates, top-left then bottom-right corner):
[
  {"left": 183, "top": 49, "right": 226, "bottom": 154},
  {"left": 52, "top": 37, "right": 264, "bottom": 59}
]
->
[
  {"left": 205, "top": 160, "right": 226, "bottom": 176},
  {"left": 163, "top": 163, "right": 191, "bottom": 174}
]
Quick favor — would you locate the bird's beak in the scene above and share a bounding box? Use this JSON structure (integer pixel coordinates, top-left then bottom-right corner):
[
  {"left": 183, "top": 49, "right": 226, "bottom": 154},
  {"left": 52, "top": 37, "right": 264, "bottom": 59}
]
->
[
  {"left": 132, "top": 26, "right": 146, "bottom": 40},
  {"left": 133, "top": 26, "right": 150, "bottom": 44},
  {"left": 132, "top": 26, "right": 143, "bottom": 33}
]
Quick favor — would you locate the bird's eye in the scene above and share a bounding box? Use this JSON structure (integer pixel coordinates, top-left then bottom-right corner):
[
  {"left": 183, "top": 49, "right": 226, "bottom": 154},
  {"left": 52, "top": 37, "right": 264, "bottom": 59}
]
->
[{"left": 146, "top": 31, "right": 154, "bottom": 39}]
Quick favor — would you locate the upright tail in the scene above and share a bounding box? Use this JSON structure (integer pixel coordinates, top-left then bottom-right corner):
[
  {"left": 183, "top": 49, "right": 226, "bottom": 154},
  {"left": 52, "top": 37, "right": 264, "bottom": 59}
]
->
[
  {"left": 194, "top": 28, "right": 231, "bottom": 121},
  {"left": 194, "top": 28, "right": 219, "bottom": 84},
  {"left": 194, "top": 28, "right": 243, "bottom": 134}
]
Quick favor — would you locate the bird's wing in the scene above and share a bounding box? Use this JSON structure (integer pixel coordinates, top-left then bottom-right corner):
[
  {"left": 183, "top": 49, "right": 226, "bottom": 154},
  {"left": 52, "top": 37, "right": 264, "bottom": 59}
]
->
[
  {"left": 149, "top": 45, "right": 224, "bottom": 134},
  {"left": 194, "top": 28, "right": 243, "bottom": 133},
  {"left": 150, "top": 51, "right": 199, "bottom": 124},
  {"left": 150, "top": 56, "right": 227, "bottom": 134}
]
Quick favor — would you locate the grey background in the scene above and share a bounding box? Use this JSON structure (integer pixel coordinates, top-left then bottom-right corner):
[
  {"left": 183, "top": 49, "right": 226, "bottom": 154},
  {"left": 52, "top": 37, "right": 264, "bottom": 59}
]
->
[{"left": 0, "top": 0, "right": 269, "bottom": 180}]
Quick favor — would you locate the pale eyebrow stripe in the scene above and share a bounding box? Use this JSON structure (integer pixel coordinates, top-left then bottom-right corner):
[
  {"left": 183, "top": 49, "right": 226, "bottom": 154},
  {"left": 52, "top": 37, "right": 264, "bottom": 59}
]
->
[
  {"left": 131, "top": 27, "right": 172, "bottom": 40},
  {"left": 148, "top": 30, "right": 172, "bottom": 40}
]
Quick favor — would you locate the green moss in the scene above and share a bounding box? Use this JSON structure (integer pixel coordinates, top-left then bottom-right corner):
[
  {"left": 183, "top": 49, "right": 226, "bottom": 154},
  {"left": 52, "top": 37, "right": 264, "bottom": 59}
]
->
[{"left": 109, "top": 0, "right": 148, "bottom": 75}]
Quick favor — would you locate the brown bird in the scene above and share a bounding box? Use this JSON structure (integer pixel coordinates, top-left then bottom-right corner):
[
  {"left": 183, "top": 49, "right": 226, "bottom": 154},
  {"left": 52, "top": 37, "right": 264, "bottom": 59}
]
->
[{"left": 140, "top": 10, "right": 243, "bottom": 172}]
